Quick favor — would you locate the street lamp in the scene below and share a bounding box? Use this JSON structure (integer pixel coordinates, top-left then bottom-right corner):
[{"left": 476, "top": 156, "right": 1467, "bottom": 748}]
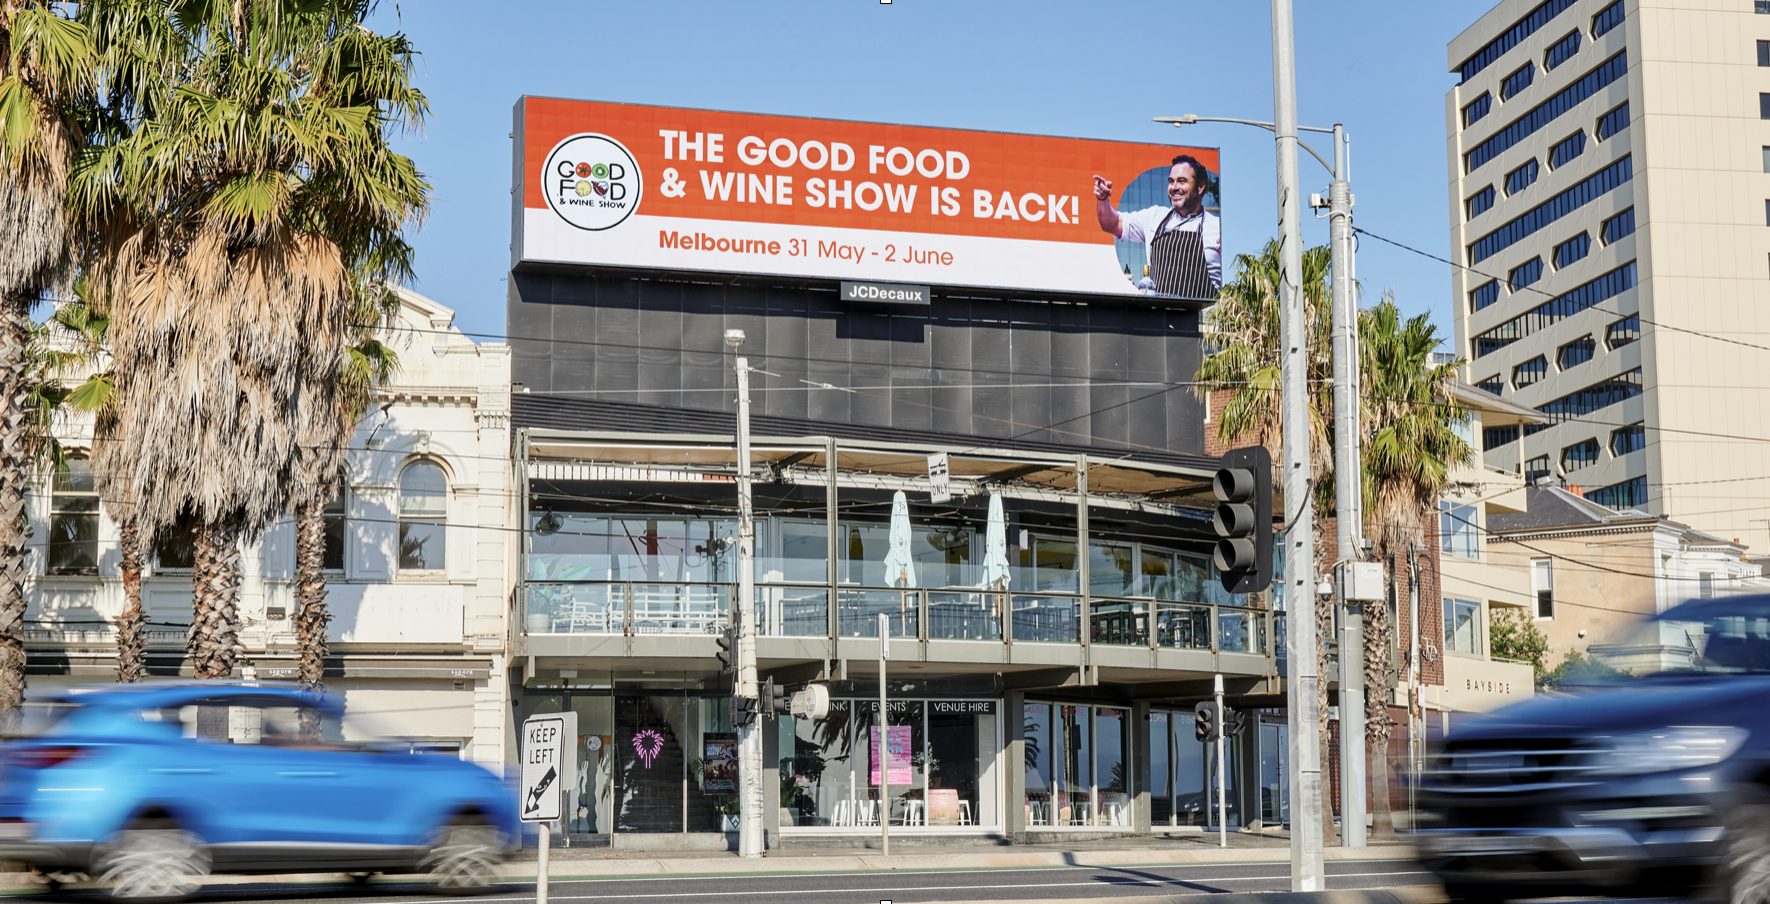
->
[
  {"left": 1161, "top": 111, "right": 1369, "bottom": 851},
  {"left": 726, "top": 328, "right": 763, "bottom": 858}
]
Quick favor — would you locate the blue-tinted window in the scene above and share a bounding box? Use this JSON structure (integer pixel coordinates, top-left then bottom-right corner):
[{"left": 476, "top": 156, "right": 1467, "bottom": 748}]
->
[
  {"left": 1509, "top": 257, "right": 1544, "bottom": 293},
  {"left": 1765, "top": 198, "right": 1770, "bottom": 226},
  {"left": 1457, "top": 0, "right": 1581, "bottom": 82},
  {"left": 1477, "top": 374, "right": 1504, "bottom": 396},
  {"left": 1483, "top": 425, "right": 1520, "bottom": 450},
  {"left": 1610, "top": 423, "right": 1645, "bottom": 456},
  {"left": 1513, "top": 355, "right": 1548, "bottom": 388},
  {"left": 1601, "top": 207, "right": 1635, "bottom": 244},
  {"left": 1605, "top": 313, "right": 1639, "bottom": 349},
  {"left": 1470, "top": 280, "right": 1500, "bottom": 312},
  {"left": 1465, "top": 51, "right": 1628, "bottom": 173},
  {"left": 1561, "top": 438, "right": 1600, "bottom": 471},
  {"left": 1545, "top": 30, "right": 1582, "bottom": 70},
  {"left": 1761, "top": 94, "right": 1770, "bottom": 120},
  {"left": 1524, "top": 455, "right": 1552, "bottom": 483},
  {"left": 1476, "top": 261, "right": 1638, "bottom": 357},
  {"left": 1537, "top": 367, "right": 1642, "bottom": 421},
  {"left": 1758, "top": 40, "right": 1769, "bottom": 67},
  {"left": 1592, "top": 1, "right": 1625, "bottom": 36},
  {"left": 1597, "top": 102, "right": 1630, "bottom": 140},
  {"left": 1506, "top": 159, "right": 1540, "bottom": 196},
  {"left": 1502, "top": 62, "right": 1537, "bottom": 101},
  {"left": 1550, "top": 131, "right": 1587, "bottom": 169},
  {"left": 1762, "top": 1, "right": 1770, "bottom": 13},
  {"left": 1467, "top": 185, "right": 1496, "bottom": 220},
  {"left": 1764, "top": 147, "right": 1770, "bottom": 173},
  {"left": 1463, "top": 93, "right": 1493, "bottom": 129},
  {"left": 1557, "top": 335, "right": 1595, "bottom": 370},
  {"left": 1553, "top": 232, "right": 1591, "bottom": 269},
  {"left": 1470, "top": 156, "right": 1633, "bottom": 264},
  {"left": 1587, "top": 476, "right": 1646, "bottom": 509}
]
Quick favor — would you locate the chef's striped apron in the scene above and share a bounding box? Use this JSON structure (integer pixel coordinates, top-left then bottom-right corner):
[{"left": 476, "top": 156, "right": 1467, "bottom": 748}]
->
[{"left": 1148, "top": 209, "right": 1213, "bottom": 299}]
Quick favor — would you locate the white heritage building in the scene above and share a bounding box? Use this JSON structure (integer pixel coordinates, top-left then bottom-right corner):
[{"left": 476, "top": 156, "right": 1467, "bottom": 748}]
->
[{"left": 22, "top": 287, "right": 515, "bottom": 766}]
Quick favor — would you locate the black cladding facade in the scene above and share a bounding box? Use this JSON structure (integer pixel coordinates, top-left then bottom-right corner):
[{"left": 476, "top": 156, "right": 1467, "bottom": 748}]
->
[{"left": 507, "top": 270, "right": 1208, "bottom": 456}]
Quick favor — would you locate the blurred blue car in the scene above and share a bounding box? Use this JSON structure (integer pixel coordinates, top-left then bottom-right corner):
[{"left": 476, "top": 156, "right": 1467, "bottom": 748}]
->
[{"left": 0, "top": 682, "right": 516, "bottom": 899}]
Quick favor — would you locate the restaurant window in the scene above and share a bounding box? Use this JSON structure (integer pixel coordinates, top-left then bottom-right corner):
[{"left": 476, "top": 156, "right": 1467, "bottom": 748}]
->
[
  {"left": 781, "top": 697, "right": 997, "bottom": 830},
  {"left": 1444, "top": 598, "right": 1483, "bottom": 655},
  {"left": 1022, "top": 702, "right": 1131, "bottom": 828},
  {"left": 397, "top": 460, "right": 447, "bottom": 572},
  {"left": 1146, "top": 709, "right": 1232, "bottom": 828},
  {"left": 1533, "top": 558, "right": 1555, "bottom": 619},
  {"left": 47, "top": 459, "right": 99, "bottom": 574}
]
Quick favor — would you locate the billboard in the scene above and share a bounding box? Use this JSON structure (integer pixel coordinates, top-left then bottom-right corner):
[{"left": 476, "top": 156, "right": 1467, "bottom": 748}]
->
[{"left": 513, "top": 98, "right": 1224, "bottom": 302}]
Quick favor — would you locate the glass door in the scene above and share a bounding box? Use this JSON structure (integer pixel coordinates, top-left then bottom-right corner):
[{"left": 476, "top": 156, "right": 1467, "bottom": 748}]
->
[{"left": 1259, "top": 716, "right": 1288, "bottom": 828}]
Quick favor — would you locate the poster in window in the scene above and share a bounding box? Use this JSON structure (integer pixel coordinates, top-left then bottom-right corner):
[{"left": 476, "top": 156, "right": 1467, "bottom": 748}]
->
[
  {"left": 869, "top": 725, "right": 912, "bottom": 786},
  {"left": 703, "top": 733, "right": 738, "bottom": 793}
]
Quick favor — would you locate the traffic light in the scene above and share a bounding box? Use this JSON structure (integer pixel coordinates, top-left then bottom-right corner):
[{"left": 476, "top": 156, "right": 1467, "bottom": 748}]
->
[
  {"left": 1194, "top": 700, "right": 1219, "bottom": 742},
  {"left": 1222, "top": 706, "right": 1246, "bottom": 738},
  {"left": 1212, "top": 446, "right": 1273, "bottom": 594},
  {"left": 730, "top": 695, "right": 755, "bottom": 727},
  {"left": 759, "top": 678, "right": 790, "bottom": 717},
  {"left": 715, "top": 624, "right": 736, "bottom": 675}
]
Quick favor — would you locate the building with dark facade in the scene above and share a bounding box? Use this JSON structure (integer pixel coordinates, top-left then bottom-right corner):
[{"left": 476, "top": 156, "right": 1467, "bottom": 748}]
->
[{"left": 505, "top": 98, "right": 1287, "bottom": 844}]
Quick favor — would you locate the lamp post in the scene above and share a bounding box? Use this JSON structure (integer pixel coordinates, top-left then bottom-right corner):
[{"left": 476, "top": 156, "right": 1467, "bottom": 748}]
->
[{"left": 726, "top": 328, "right": 763, "bottom": 858}]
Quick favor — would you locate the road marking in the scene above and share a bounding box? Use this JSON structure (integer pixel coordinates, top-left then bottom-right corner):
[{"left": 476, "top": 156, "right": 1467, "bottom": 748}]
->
[{"left": 502, "top": 860, "right": 1422, "bottom": 887}]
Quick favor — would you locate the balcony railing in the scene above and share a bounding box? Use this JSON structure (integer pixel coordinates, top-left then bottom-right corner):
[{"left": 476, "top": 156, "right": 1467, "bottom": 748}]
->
[{"left": 520, "top": 581, "right": 1268, "bottom": 654}]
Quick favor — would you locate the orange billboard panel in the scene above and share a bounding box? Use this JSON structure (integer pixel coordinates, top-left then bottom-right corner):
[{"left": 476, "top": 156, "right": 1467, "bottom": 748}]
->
[{"left": 514, "top": 97, "right": 1225, "bottom": 301}]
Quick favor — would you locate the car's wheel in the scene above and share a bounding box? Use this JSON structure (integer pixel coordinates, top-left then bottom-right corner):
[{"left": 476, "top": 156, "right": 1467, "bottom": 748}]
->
[
  {"left": 1726, "top": 803, "right": 1770, "bottom": 904},
  {"left": 93, "top": 825, "right": 209, "bottom": 903},
  {"left": 420, "top": 818, "right": 501, "bottom": 893}
]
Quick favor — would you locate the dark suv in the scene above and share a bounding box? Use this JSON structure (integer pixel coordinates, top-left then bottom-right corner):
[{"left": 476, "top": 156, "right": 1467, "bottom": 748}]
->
[{"left": 1418, "top": 594, "right": 1770, "bottom": 903}]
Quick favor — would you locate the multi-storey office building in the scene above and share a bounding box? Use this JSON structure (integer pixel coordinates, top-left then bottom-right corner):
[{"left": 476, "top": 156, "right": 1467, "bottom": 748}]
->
[{"left": 1446, "top": 0, "right": 1770, "bottom": 547}]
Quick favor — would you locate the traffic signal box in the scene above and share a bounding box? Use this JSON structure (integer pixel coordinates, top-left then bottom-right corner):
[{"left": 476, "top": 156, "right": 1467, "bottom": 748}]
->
[{"left": 1212, "top": 446, "right": 1274, "bottom": 594}]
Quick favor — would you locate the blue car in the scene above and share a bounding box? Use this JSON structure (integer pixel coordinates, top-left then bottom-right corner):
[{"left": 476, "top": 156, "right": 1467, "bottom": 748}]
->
[{"left": 0, "top": 682, "right": 517, "bottom": 899}]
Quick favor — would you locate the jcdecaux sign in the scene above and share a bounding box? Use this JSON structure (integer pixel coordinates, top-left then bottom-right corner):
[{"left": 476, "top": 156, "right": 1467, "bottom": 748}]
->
[{"left": 514, "top": 97, "right": 1226, "bottom": 301}]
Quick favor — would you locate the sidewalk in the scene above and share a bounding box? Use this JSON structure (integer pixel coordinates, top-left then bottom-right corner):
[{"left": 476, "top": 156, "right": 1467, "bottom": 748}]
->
[{"left": 498, "top": 832, "right": 1417, "bottom": 880}]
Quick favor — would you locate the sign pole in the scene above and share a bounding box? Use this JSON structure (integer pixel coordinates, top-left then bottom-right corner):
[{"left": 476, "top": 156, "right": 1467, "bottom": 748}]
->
[
  {"left": 879, "top": 611, "right": 889, "bottom": 857},
  {"left": 537, "top": 823, "right": 549, "bottom": 904}
]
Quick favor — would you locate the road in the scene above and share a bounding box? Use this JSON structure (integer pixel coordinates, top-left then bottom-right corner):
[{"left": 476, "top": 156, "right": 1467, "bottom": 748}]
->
[{"left": 14, "top": 859, "right": 1440, "bottom": 904}]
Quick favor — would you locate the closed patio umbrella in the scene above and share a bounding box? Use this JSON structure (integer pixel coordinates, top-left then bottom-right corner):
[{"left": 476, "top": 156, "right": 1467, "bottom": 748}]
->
[
  {"left": 981, "top": 493, "right": 1011, "bottom": 590},
  {"left": 881, "top": 490, "right": 917, "bottom": 589}
]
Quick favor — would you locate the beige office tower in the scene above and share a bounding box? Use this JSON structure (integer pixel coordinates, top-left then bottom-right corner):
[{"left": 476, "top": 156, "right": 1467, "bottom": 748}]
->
[{"left": 1446, "top": 0, "right": 1770, "bottom": 549}]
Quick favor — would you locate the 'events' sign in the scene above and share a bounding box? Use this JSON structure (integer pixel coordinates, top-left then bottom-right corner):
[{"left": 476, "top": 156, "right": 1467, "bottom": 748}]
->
[{"left": 514, "top": 98, "right": 1226, "bottom": 302}]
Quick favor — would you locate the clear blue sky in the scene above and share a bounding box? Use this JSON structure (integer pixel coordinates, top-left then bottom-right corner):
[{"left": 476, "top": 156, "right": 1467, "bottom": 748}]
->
[{"left": 370, "top": 0, "right": 1479, "bottom": 344}]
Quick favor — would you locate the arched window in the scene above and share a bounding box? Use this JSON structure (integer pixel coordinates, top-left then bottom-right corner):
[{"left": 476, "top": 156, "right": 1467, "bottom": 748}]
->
[{"left": 398, "top": 461, "right": 447, "bottom": 572}]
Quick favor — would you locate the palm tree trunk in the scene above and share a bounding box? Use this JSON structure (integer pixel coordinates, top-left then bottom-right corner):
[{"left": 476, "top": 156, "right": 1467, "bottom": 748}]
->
[
  {"left": 187, "top": 513, "right": 242, "bottom": 680},
  {"left": 0, "top": 300, "right": 33, "bottom": 726},
  {"left": 116, "top": 518, "right": 146, "bottom": 682},
  {"left": 1365, "top": 559, "right": 1397, "bottom": 838},
  {"left": 294, "top": 499, "right": 329, "bottom": 690}
]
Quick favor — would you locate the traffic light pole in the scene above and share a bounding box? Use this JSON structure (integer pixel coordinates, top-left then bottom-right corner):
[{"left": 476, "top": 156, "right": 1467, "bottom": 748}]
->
[
  {"left": 1273, "top": 0, "right": 1326, "bottom": 889},
  {"left": 735, "top": 356, "right": 763, "bottom": 859},
  {"left": 1215, "top": 674, "right": 1227, "bottom": 849}
]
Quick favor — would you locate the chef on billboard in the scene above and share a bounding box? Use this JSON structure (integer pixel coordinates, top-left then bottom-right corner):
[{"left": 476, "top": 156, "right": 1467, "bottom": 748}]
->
[{"left": 1092, "top": 155, "right": 1221, "bottom": 299}]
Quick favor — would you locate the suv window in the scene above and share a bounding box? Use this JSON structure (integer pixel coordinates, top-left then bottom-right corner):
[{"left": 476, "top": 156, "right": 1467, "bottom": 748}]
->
[{"left": 140, "top": 696, "right": 357, "bottom": 750}]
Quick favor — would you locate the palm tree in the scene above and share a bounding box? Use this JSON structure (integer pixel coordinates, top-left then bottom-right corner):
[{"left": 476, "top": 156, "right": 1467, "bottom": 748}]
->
[
  {"left": 1195, "top": 240, "right": 1336, "bottom": 838},
  {"left": 1356, "top": 296, "right": 1472, "bottom": 836},
  {"left": 37, "top": 296, "right": 154, "bottom": 682},
  {"left": 0, "top": 0, "right": 92, "bottom": 724},
  {"left": 293, "top": 276, "right": 400, "bottom": 709},
  {"left": 71, "top": 0, "right": 428, "bottom": 680}
]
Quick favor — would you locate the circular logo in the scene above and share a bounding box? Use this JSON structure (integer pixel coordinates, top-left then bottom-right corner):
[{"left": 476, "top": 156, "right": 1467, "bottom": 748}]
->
[
  {"left": 543, "top": 133, "right": 642, "bottom": 231},
  {"left": 586, "top": 735, "right": 602, "bottom": 751}
]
